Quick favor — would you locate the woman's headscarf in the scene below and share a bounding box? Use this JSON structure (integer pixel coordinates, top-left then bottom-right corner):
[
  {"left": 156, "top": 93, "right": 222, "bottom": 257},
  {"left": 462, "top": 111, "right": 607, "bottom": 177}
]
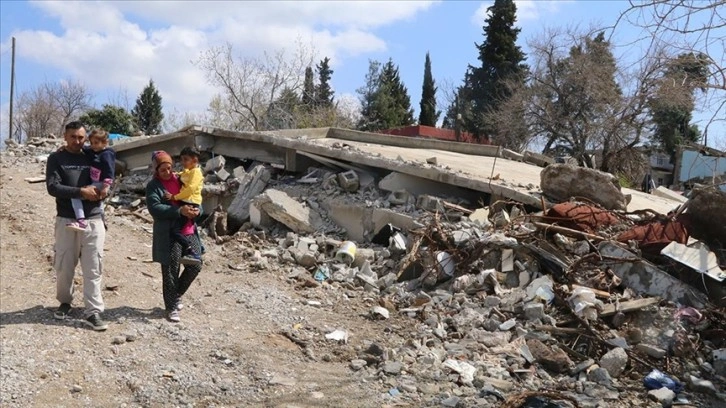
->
[{"left": 151, "top": 150, "right": 173, "bottom": 175}]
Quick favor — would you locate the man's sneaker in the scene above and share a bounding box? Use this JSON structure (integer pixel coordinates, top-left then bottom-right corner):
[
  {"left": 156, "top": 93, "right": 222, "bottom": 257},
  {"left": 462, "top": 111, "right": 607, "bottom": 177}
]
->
[
  {"left": 54, "top": 303, "right": 71, "bottom": 320},
  {"left": 84, "top": 313, "right": 109, "bottom": 331},
  {"left": 166, "top": 310, "right": 180, "bottom": 323},
  {"left": 66, "top": 219, "right": 88, "bottom": 232},
  {"left": 175, "top": 297, "right": 183, "bottom": 311},
  {"left": 180, "top": 253, "right": 202, "bottom": 266}
]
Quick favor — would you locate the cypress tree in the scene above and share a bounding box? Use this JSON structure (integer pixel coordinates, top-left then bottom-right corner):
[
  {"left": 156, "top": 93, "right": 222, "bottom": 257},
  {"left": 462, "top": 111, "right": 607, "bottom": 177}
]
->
[
  {"left": 465, "top": 0, "right": 527, "bottom": 138},
  {"left": 302, "top": 67, "right": 315, "bottom": 108},
  {"left": 315, "top": 57, "right": 335, "bottom": 108},
  {"left": 418, "top": 52, "right": 440, "bottom": 126}
]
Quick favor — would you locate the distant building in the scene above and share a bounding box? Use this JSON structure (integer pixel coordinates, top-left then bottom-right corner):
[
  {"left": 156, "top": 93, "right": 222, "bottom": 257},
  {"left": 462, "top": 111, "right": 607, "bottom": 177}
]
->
[
  {"left": 378, "top": 125, "right": 491, "bottom": 145},
  {"left": 673, "top": 144, "right": 726, "bottom": 192}
]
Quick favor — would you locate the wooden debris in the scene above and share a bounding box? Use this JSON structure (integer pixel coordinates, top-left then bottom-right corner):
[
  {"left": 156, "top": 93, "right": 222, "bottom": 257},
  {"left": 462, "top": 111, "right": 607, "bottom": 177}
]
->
[
  {"left": 24, "top": 176, "right": 45, "bottom": 183},
  {"left": 600, "top": 297, "right": 660, "bottom": 317}
]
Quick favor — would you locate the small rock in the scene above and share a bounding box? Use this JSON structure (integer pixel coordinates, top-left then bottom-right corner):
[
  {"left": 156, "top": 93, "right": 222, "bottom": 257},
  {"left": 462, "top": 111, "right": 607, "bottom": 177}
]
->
[
  {"left": 383, "top": 361, "right": 403, "bottom": 375},
  {"left": 587, "top": 367, "right": 612, "bottom": 386},
  {"left": 636, "top": 343, "right": 666, "bottom": 359},
  {"left": 599, "top": 347, "right": 628, "bottom": 378},
  {"left": 269, "top": 375, "right": 297, "bottom": 386},
  {"left": 310, "top": 391, "right": 324, "bottom": 399},
  {"left": 648, "top": 387, "right": 676, "bottom": 407},
  {"left": 571, "top": 359, "right": 595, "bottom": 375},
  {"left": 499, "top": 318, "right": 516, "bottom": 331},
  {"left": 399, "top": 382, "right": 417, "bottom": 393},
  {"left": 70, "top": 385, "right": 83, "bottom": 393},
  {"left": 350, "top": 359, "right": 367, "bottom": 371},
  {"left": 524, "top": 303, "right": 545, "bottom": 320},
  {"left": 441, "top": 396, "right": 461, "bottom": 407},
  {"left": 370, "top": 306, "right": 390, "bottom": 320},
  {"left": 527, "top": 339, "right": 573, "bottom": 374},
  {"left": 111, "top": 336, "right": 126, "bottom": 345},
  {"left": 688, "top": 375, "right": 717, "bottom": 395}
]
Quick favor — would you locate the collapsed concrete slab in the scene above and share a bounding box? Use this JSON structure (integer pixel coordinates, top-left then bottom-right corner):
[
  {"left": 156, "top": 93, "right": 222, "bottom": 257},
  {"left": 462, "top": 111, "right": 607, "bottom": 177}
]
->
[
  {"left": 227, "top": 166, "right": 271, "bottom": 230},
  {"left": 652, "top": 186, "right": 687, "bottom": 203},
  {"left": 598, "top": 242, "right": 708, "bottom": 307},
  {"left": 541, "top": 164, "right": 628, "bottom": 211},
  {"left": 253, "top": 189, "right": 323, "bottom": 234}
]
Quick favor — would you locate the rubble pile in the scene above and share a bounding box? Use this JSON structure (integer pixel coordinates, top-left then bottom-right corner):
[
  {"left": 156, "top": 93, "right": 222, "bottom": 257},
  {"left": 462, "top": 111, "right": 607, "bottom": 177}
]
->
[
  {"left": 109, "top": 151, "right": 721, "bottom": 407},
  {"left": 6, "top": 136, "right": 725, "bottom": 407}
]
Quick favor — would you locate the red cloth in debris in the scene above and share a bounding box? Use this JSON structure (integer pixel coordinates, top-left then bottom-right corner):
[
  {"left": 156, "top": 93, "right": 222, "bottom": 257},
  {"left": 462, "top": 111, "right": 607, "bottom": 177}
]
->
[
  {"left": 546, "top": 202, "right": 620, "bottom": 233},
  {"left": 616, "top": 219, "right": 689, "bottom": 253}
]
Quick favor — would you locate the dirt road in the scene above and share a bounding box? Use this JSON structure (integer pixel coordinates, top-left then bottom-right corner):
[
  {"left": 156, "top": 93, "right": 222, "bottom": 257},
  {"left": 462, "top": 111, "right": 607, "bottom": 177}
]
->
[{"left": 0, "top": 160, "right": 407, "bottom": 408}]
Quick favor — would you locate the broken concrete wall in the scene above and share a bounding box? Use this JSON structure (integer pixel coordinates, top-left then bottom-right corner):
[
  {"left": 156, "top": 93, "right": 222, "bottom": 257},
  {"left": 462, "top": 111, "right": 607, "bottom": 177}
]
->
[
  {"left": 227, "top": 165, "right": 271, "bottom": 231},
  {"left": 324, "top": 199, "right": 423, "bottom": 242},
  {"left": 541, "top": 164, "right": 628, "bottom": 211}
]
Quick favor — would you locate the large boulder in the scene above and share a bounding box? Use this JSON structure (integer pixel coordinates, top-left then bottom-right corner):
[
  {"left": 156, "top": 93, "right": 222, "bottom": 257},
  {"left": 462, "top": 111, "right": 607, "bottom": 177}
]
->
[{"left": 541, "top": 164, "right": 628, "bottom": 211}]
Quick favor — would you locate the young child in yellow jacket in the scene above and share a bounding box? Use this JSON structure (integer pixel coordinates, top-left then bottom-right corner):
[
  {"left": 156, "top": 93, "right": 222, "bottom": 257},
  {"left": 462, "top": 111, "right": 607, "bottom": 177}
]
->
[{"left": 164, "top": 146, "right": 204, "bottom": 265}]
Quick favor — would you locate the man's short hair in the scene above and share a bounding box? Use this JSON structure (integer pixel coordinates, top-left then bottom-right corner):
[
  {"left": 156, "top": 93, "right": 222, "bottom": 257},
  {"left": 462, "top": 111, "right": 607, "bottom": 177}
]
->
[
  {"left": 180, "top": 146, "right": 201, "bottom": 158},
  {"left": 65, "top": 121, "right": 85, "bottom": 132}
]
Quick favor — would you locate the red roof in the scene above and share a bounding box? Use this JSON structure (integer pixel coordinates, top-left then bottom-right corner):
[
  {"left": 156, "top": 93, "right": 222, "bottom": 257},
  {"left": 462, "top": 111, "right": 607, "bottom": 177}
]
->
[{"left": 378, "top": 125, "right": 490, "bottom": 144}]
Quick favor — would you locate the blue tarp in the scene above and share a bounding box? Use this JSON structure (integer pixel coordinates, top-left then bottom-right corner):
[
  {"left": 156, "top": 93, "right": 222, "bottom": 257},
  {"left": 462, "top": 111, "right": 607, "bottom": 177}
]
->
[{"left": 108, "top": 133, "right": 128, "bottom": 141}]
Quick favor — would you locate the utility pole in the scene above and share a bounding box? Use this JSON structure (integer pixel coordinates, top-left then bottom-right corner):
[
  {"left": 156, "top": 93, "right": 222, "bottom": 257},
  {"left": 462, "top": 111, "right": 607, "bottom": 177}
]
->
[{"left": 9, "top": 37, "right": 16, "bottom": 142}]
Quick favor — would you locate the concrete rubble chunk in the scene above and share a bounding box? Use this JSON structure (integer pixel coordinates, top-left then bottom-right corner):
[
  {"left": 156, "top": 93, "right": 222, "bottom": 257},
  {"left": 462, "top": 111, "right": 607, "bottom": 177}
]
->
[
  {"left": 252, "top": 189, "right": 323, "bottom": 234},
  {"left": 599, "top": 347, "right": 628, "bottom": 378},
  {"left": 232, "top": 166, "right": 246, "bottom": 180},
  {"left": 215, "top": 168, "right": 230, "bottom": 182},
  {"left": 713, "top": 349, "right": 726, "bottom": 376},
  {"left": 337, "top": 170, "right": 360, "bottom": 192},
  {"left": 227, "top": 166, "right": 271, "bottom": 230},
  {"left": 249, "top": 201, "right": 275, "bottom": 228},
  {"left": 598, "top": 242, "right": 709, "bottom": 307},
  {"left": 204, "top": 155, "right": 226, "bottom": 174},
  {"left": 541, "top": 164, "right": 628, "bottom": 211}
]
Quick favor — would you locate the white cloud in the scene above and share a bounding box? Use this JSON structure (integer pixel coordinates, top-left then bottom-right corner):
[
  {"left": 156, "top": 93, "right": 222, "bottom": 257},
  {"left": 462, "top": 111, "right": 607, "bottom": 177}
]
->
[
  {"left": 8, "top": 1, "right": 436, "bottom": 114},
  {"left": 472, "top": 1, "right": 574, "bottom": 26}
]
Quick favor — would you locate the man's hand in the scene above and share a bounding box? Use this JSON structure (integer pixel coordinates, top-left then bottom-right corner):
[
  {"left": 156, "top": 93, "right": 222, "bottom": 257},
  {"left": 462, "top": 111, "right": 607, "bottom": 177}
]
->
[
  {"left": 99, "top": 186, "right": 110, "bottom": 200},
  {"left": 180, "top": 205, "right": 200, "bottom": 219},
  {"left": 163, "top": 191, "right": 173, "bottom": 201},
  {"left": 80, "top": 186, "right": 100, "bottom": 201}
]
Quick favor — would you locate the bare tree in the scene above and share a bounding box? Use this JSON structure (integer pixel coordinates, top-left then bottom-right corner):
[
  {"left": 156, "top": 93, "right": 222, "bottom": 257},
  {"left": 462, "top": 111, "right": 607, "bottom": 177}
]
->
[
  {"left": 45, "top": 80, "right": 92, "bottom": 135},
  {"left": 488, "top": 27, "right": 666, "bottom": 177},
  {"left": 195, "top": 39, "right": 316, "bottom": 131},
  {"left": 15, "top": 85, "right": 62, "bottom": 141},
  {"left": 615, "top": 0, "right": 726, "bottom": 143}
]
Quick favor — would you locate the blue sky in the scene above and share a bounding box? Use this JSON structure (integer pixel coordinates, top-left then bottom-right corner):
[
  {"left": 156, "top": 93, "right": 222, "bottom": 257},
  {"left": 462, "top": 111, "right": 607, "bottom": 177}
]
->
[{"left": 0, "top": 1, "right": 723, "bottom": 148}]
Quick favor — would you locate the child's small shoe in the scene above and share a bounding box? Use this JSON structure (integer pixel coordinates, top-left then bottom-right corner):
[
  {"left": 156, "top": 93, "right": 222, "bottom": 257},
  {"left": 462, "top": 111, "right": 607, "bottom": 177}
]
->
[
  {"left": 66, "top": 219, "right": 88, "bottom": 232},
  {"left": 180, "top": 252, "right": 202, "bottom": 266}
]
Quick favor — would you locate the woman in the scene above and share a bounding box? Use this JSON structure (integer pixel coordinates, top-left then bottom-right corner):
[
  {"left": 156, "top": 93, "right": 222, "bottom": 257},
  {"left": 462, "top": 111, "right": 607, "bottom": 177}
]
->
[{"left": 145, "top": 150, "right": 203, "bottom": 322}]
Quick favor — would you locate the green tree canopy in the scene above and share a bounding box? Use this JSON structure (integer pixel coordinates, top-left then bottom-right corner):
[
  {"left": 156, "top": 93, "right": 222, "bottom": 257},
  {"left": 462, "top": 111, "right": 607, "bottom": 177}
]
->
[
  {"left": 131, "top": 79, "right": 164, "bottom": 135},
  {"left": 80, "top": 104, "right": 134, "bottom": 135},
  {"left": 356, "top": 59, "right": 414, "bottom": 132}
]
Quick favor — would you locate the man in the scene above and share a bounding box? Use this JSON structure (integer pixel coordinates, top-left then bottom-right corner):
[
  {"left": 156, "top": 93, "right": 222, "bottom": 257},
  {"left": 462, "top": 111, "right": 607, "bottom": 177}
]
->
[{"left": 46, "top": 121, "right": 109, "bottom": 331}]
